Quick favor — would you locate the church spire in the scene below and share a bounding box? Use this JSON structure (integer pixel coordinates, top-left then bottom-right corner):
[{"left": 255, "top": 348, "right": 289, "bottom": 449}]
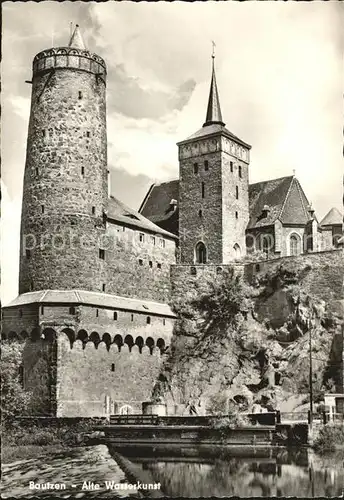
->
[
  {"left": 203, "top": 44, "right": 225, "bottom": 128},
  {"left": 68, "top": 24, "right": 86, "bottom": 50}
]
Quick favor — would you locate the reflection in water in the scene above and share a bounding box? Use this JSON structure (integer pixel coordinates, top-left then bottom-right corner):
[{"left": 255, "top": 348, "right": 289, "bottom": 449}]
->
[{"left": 113, "top": 447, "right": 344, "bottom": 498}]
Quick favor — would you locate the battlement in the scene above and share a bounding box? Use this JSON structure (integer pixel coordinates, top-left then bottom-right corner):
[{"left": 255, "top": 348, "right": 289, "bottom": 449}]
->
[{"left": 32, "top": 47, "right": 106, "bottom": 79}]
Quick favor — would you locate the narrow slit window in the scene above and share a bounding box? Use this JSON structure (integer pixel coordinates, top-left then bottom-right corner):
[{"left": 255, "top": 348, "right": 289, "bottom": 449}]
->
[
  {"left": 86, "top": 131, "right": 90, "bottom": 138},
  {"left": 92, "top": 206, "right": 96, "bottom": 215},
  {"left": 42, "top": 129, "right": 46, "bottom": 138},
  {"left": 235, "top": 211, "right": 238, "bottom": 219},
  {"left": 35, "top": 168, "right": 39, "bottom": 176},
  {"left": 198, "top": 209, "right": 203, "bottom": 218},
  {"left": 239, "top": 165, "right": 242, "bottom": 178},
  {"left": 194, "top": 163, "right": 198, "bottom": 174},
  {"left": 99, "top": 249, "right": 105, "bottom": 260},
  {"left": 81, "top": 166, "right": 85, "bottom": 176},
  {"left": 204, "top": 160, "right": 209, "bottom": 171},
  {"left": 201, "top": 182, "right": 205, "bottom": 199},
  {"left": 113, "top": 311, "right": 118, "bottom": 320},
  {"left": 236, "top": 186, "right": 239, "bottom": 199},
  {"left": 41, "top": 205, "right": 45, "bottom": 214},
  {"left": 138, "top": 259, "right": 143, "bottom": 266},
  {"left": 163, "top": 319, "right": 166, "bottom": 326},
  {"left": 102, "top": 283, "right": 106, "bottom": 292},
  {"left": 69, "top": 306, "right": 75, "bottom": 315},
  {"left": 149, "top": 261, "right": 153, "bottom": 268},
  {"left": 230, "top": 161, "right": 233, "bottom": 172},
  {"left": 139, "top": 233, "right": 145, "bottom": 243},
  {"left": 111, "top": 363, "right": 115, "bottom": 372},
  {"left": 131, "top": 314, "right": 134, "bottom": 322},
  {"left": 147, "top": 316, "right": 151, "bottom": 325},
  {"left": 41, "top": 305, "right": 44, "bottom": 315},
  {"left": 96, "top": 309, "right": 99, "bottom": 317},
  {"left": 78, "top": 91, "right": 82, "bottom": 100}
]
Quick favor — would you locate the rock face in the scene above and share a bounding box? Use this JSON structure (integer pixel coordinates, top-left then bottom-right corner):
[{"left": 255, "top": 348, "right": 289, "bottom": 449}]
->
[{"left": 153, "top": 260, "right": 343, "bottom": 414}]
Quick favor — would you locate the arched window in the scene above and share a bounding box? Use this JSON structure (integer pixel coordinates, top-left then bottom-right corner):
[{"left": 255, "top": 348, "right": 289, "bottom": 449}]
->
[
  {"left": 233, "top": 243, "right": 241, "bottom": 259},
  {"left": 289, "top": 233, "right": 302, "bottom": 256},
  {"left": 119, "top": 404, "right": 134, "bottom": 415},
  {"left": 195, "top": 242, "right": 207, "bottom": 264}
]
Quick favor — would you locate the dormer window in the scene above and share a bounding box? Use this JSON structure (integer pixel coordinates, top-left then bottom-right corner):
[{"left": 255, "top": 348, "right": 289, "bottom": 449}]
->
[
  {"left": 262, "top": 205, "right": 270, "bottom": 218},
  {"left": 169, "top": 199, "right": 177, "bottom": 212}
]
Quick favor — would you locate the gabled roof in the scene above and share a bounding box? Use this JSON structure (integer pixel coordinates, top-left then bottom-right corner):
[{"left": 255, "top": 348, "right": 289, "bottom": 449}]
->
[
  {"left": 4, "top": 290, "right": 176, "bottom": 318},
  {"left": 248, "top": 176, "right": 312, "bottom": 229},
  {"left": 320, "top": 207, "right": 343, "bottom": 227},
  {"left": 107, "top": 195, "right": 177, "bottom": 240},
  {"left": 139, "top": 175, "right": 314, "bottom": 233}
]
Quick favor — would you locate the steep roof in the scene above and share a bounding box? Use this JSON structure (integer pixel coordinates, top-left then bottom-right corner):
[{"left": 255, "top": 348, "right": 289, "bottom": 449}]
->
[
  {"left": 320, "top": 207, "right": 343, "bottom": 227},
  {"left": 140, "top": 175, "right": 314, "bottom": 232},
  {"left": 4, "top": 290, "right": 176, "bottom": 318},
  {"left": 107, "top": 195, "right": 177, "bottom": 239},
  {"left": 203, "top": 57, "right": 225, "bottom": 127},
  {"left": 68, "top": 24, "right": 86, "bottom": 50}
]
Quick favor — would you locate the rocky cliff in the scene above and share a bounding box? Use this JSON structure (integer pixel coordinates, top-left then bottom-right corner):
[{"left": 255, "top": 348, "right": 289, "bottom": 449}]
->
[{"left": 153, "top": 255, "right": 343, "bottom": 414}]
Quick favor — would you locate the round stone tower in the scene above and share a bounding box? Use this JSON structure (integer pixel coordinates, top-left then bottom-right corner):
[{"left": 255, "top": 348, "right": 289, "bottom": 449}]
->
[{"left": 19, "top": 25, "right": 108, "bottom": 294}]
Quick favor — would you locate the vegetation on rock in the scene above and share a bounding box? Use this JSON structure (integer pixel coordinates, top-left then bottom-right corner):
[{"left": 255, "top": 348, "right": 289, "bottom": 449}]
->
[{"left": 153, "top": 263, "right": 341, "bottom": 414}]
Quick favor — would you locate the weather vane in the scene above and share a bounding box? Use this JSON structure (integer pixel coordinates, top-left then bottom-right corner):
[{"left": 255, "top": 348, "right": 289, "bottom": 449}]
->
[{"left": 212, "top": 40, "right": 216, "bottom": 59}]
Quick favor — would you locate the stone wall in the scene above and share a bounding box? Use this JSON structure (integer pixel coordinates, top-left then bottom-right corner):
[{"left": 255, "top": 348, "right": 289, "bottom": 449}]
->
[
  {"left": 102, "top": 221, "right": 175, "bottom": 301},
  {"left": 56, "top": 335, "right": 165, "bottom": 417},
  {"left": 244, "top": 249, "right": 344, "bottom": 302}
]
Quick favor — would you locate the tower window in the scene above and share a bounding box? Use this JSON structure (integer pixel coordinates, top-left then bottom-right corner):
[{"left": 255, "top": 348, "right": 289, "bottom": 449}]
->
[
  {"left": 138, "top": 259, "right": 143, "bottom": 266},
  {"left": 92, "top": 206, "right": 96, "bottom": 215},
  {"left": 41, "top": 305, "right": 44, "bottom": 315},
  {"left": 230, "top": 161, "right": 233, "bottom": 172},
  {"left": 163, "top": 318, "right": 166, "bottom": 325},
  {"left": 236, "top": 186, "right": 239, "bottom": 199},
  {"left": 111, "top": 363, "right": 115, "bottom": 372},
  {"left": 198, "top": 209, "right": 203, "bottom": 218},
  {"left": 86, "top": 131, "right": 90, "bottom": 138},
  {"left": 191, "top": 266, "right": 197, "bottom": 276},
  {"left": 78, "top": 91, "right": 82, "bottom": 100},
  {"left": 139, "top": 233, "right": 145, "bottom": 242},
  {"left": 157, "top": 263, "right": 162, "bottom": 269},
  {"left": 26, "top": 249, "right": 31, "bottom": 259},
  {"left": 99, "top": 249, "right": 105, "bottom": 260},
  {"left": 147, "top": 316, "right": 151, "bottom": 324},
  {"left": 235, "top": 211, "right": 238, "bottom": 219},
  {"left": 149, "top": 260, "right": 153, "bottom": 268},
  {"left": 69, "top": 306, "right": 76, "bottom": 315},
  {"left": 195, "top": 242, "right": 207, "bottom": 264},
  {"left": 131, "top": 314, "right": 134, "bottom": 322},
  {"left": 96, "top": 309, "right": 99, "bottom": 317},
  {"left": 41, "top": 205, "right": 45, "bottom": 214},
  {"left": 216, "top": 266, "right": 223, "bottom": 274},
  {"left": 201, "top": 182, "right": 205, "bottom": 199},
  {"left": 81, "top": 166, "right": 85, "bottom": 176},
  {"left": 102, "top": 283, "right": 106, "bottom": 292},
  {"left": 204, "top": 160, "right": 209, "bottom": 171},
  {"left": 194, "top": 163, "right": 198, "bottom": 174},
  {"left": 160, "top": 239, "right": 165, "bottom": 248},
  {"left": 151, "top": 236, "right": 156, "bottom": 245},
  {"left": 113, "top": 311, "right": 118, "bottom": 320},
  {"left": 239, "top": 165, "right": 242, "bottom": 178},
  {"left": 35, "top": 168, "right": 39, "bottom": 176},
  {"left": 42, "top": 129, "right": 46, "bottom": 137}
]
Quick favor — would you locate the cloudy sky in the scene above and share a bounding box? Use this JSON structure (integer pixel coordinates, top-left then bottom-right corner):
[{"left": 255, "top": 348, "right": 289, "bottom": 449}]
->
[{"left": 1, "top": 1, "right": 343, "bottom": 304}]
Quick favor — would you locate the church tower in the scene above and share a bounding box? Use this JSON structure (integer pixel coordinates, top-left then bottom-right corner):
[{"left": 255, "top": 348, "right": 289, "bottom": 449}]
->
[
  {"left": 177, "top": 53, "right": 251, "bottom": 264},
  {"left": 19, "top": 25, "right": 108, "bottom": 293}
]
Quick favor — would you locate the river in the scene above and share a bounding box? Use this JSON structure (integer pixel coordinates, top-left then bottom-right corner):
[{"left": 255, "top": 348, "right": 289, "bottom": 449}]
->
[{"left": 110, "top": 445, "right": 344, "bottom": 498}]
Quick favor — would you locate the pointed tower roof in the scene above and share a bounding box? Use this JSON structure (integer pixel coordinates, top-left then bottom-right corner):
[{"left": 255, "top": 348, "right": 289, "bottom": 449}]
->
[
  {"left": 68, "top": 24, "right": 86, "bottom": 50},
  {"left": 203, "top": 54, "right": 225, "bottom": 128},
  {"left": 320, "top": 207, "right": 343, "bottom": 227}
]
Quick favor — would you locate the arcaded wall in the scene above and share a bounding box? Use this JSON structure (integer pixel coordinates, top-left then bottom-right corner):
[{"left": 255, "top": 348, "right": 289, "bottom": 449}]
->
[{"left": 56, "top": 335, "right": 165, "bottom": 416}]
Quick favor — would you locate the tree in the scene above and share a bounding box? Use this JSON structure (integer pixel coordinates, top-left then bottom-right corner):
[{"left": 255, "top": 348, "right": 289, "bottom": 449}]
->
[{"left": 1, "top": 342, "right": 32, "bottom": 423}]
